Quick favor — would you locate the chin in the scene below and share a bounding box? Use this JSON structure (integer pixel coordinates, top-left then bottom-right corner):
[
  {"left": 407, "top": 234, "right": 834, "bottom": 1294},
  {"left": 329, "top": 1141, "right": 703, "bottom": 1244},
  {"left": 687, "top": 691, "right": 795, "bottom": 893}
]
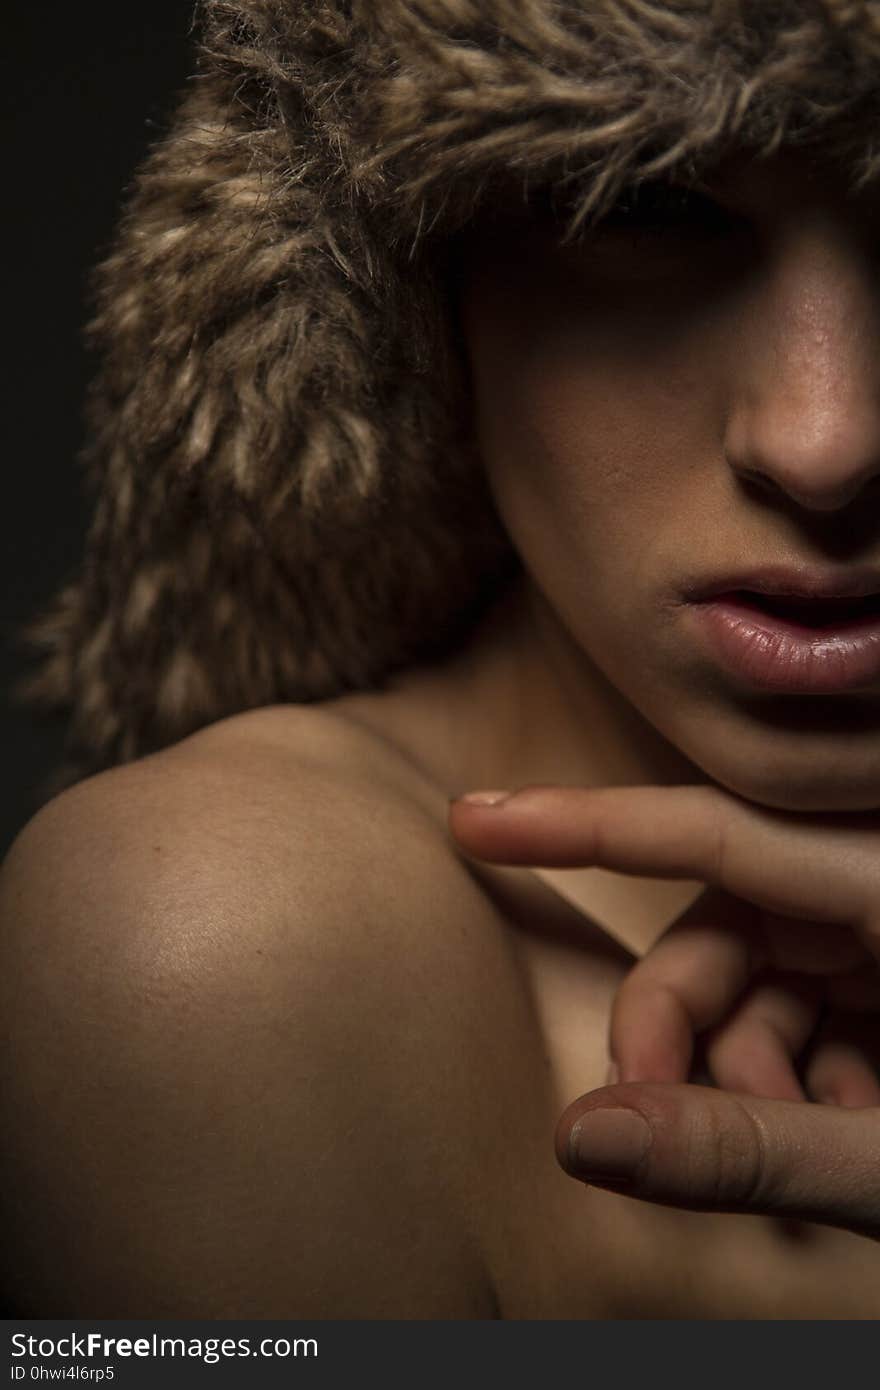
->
[
  {"left": 700, "top": 755, "right": 880, "bottom": 815},
  {"left": 657, "top": 688, "right": 880, "bottom": 814}
]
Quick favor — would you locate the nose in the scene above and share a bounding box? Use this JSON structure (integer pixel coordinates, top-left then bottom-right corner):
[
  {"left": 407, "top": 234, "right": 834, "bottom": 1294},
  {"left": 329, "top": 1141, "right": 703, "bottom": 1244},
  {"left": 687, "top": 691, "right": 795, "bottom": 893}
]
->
[{"left": 724, "top": 221, "right": 880, "bottom": 512}]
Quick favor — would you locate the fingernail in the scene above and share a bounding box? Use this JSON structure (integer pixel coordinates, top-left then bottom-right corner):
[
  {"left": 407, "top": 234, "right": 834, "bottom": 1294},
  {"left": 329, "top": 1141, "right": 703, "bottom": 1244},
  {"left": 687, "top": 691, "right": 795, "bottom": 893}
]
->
[
  {"left": 567, "top": 1108, "right": 651, "bottom": 1185},
  {"left": 455, "top": 789, "right": 513, "bottom": 807},
  {"left": 604, "top": 1059, "right": 620, "bottom": 1086}
]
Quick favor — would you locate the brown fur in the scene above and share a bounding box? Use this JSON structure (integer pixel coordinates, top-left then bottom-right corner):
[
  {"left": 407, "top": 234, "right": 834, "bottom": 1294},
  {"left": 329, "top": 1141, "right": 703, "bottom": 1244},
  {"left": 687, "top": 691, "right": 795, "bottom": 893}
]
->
[{"left": 18, "top": 0, "right": 880, "bottom": 794}]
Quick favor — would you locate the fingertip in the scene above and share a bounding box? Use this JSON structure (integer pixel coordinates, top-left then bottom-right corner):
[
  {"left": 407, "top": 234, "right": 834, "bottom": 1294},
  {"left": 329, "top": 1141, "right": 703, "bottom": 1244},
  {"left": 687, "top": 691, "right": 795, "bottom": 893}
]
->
[
  {"left": 554, "top": 1084, "right": 654, "bottom": 1179},
  {"left": 449, "top": 790, "right": 513, "bottom": 808},
  {"left": 554, "top": 1090, "right": 610, "bottom": 1172},
  {"left": 609, "top": 976, "right": 696, "bottom": 1087},
  {"left": 563, "top": 1106, "right": 654, "bottom": 1186},
  {"left": 554, "top": 1093, "right": 590, "bottom": 1170}
]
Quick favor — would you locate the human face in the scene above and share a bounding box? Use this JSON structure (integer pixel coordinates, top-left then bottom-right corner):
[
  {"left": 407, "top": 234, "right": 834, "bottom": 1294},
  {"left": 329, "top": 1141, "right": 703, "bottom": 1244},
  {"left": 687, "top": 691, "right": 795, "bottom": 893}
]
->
[{"left": 458, "top": 149, "right": 880, "bottom": 812}]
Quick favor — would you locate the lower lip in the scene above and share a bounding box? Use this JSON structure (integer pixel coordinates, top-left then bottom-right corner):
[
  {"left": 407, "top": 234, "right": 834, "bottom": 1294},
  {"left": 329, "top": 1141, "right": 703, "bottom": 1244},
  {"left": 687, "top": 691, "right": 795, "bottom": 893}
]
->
[{"left": 688, "top": 595, "right": 880, "bottom": 693}]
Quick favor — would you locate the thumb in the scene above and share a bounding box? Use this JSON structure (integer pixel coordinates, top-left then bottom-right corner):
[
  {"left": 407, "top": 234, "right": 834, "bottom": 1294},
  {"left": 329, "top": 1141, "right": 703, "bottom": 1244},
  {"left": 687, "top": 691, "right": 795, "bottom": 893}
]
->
[{"left": 555, "top": 1083, "right": 880, "bottom": 1241}]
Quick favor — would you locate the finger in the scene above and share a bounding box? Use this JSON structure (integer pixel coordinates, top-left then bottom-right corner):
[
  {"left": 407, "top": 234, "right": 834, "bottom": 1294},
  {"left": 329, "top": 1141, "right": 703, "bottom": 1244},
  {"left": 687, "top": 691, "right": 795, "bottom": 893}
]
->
[
  {"left": 804, "top": 1008, "right": 880, "bottom": 1108},
  {"left": 555, "top": 1083, "right": 880, "bottom": 1240},
  {"left": 449, "top": 785, "right": 877, "bottom": 931},
  {"left": 609, "top": 888, "right": 761, "bottom": 1084},
  {"left": 804, "top": 996, "right": 880, "bottom": 1107},
  {"left": 703, "top": 973, "right": 823, "bottom": 1102},
  {"left": 608, "top": 883, "right": 869, "bottom": 1087},
  {"left": 806, "top": 1038, "right": 880, "bottom": 1107}
]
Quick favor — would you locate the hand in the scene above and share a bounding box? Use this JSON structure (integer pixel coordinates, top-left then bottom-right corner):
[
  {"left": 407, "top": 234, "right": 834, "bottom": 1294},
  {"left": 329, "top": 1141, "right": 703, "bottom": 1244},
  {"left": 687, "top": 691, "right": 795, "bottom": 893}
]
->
[{"left": 448, "top": 784, "right": 880, "bottom": 1239}]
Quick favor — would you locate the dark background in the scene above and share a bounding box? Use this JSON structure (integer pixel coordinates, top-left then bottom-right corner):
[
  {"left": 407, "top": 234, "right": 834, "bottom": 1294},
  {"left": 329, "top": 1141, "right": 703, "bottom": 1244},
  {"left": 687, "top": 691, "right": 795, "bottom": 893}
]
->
[{"left": 3, "top": 5, "right": 197, "bottom": 856}]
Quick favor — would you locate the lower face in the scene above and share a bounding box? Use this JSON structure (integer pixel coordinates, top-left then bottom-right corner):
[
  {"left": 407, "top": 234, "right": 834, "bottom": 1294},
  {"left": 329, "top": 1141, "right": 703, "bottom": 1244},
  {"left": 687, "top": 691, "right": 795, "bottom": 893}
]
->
[{"left": 457, "top": 152, "right": 880, "bottom": 812}]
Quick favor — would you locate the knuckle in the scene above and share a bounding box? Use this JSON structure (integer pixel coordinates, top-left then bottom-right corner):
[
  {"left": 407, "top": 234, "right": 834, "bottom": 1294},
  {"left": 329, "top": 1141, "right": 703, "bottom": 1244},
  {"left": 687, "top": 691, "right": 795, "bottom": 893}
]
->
[
  {"left": 706, "top": 804, "right": 732, "bottom": 889},
  {"left": 694, "top": 1096, "right": 777, "bottom": 1210}
]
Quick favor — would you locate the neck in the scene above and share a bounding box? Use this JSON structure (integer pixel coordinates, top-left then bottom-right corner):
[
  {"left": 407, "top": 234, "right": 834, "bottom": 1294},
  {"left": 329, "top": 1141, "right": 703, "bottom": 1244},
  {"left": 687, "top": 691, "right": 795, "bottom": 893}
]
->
[
  {"left": 383, "top": 573, "right": 707, "bottom": 797},
  {"left": 331, "top": 572, "right": 707, "bottom": 955}
]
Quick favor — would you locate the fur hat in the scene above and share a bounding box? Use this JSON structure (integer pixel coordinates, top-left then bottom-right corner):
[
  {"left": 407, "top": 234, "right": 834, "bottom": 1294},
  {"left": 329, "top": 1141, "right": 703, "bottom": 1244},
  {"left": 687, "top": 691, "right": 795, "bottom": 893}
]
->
[{"left": 20, "top": 0, "right": 880, "bottom": 793}]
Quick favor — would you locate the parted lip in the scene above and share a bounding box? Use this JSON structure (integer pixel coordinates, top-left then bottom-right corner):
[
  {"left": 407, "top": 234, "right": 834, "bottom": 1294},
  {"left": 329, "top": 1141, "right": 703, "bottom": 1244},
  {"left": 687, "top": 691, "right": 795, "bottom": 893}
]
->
[{"left": 684, "top": 564, "right": 880, "bottom": 603}]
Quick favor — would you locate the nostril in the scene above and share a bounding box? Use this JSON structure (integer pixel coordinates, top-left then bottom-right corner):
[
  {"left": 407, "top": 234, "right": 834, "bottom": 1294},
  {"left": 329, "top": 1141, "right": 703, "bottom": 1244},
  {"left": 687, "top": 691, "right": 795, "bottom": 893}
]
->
[
  {"left": 725, "top": 409, "right": 880, "bottom": 513},
  {"left": 733, "top": 462, "right": 879, "bottom": 513},
  {"left": 736, "top": 469, "right": 786, "bottom": 502}
]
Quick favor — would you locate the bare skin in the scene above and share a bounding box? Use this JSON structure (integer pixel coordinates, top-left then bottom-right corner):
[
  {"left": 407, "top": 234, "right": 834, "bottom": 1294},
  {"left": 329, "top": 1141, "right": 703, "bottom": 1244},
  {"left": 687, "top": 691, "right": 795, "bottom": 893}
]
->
[
  {"left": 4, "top": 695, "right": 880, "bottom": 1318},
  {"left": 3, "top": 145, "right": 880, "bottom": 1316}
]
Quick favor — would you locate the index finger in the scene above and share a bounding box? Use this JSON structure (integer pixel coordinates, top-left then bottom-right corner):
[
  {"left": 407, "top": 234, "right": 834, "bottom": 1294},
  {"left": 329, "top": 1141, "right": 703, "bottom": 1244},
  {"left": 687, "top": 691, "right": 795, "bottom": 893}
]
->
[{"left": 448, "top": 784, "right": 878, "bottom": 933}]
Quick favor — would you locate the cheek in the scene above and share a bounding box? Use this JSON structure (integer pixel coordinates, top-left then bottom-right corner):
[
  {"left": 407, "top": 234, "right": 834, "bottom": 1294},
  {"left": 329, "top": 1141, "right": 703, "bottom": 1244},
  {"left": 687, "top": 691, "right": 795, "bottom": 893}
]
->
[{"left": 467, "top": 286, "right": 717, "bottom": 580}]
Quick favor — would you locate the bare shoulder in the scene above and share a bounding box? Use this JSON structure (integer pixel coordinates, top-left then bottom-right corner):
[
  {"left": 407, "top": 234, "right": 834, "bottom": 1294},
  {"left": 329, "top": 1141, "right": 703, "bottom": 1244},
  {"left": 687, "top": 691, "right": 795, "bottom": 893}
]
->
[
  {"left": 1, "top": 702, "right": 466, "bottom": 976},
  {"left": 0, "top": 705, "right": 530, "bottom": 1318}
]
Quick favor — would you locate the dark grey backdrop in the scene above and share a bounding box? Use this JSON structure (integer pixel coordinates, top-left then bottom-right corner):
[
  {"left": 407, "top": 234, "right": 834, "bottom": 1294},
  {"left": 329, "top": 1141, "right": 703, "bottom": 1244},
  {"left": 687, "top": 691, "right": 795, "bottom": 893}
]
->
[{"left": 3, "top": 5, "right": 196, "bottom": 856}]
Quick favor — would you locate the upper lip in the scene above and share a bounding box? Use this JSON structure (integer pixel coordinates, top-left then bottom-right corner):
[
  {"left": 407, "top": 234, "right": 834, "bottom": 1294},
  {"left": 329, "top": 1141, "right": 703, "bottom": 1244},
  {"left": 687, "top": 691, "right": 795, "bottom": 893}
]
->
[{"left": 685, "top": 564, "right": 880, "bottom": 602}]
